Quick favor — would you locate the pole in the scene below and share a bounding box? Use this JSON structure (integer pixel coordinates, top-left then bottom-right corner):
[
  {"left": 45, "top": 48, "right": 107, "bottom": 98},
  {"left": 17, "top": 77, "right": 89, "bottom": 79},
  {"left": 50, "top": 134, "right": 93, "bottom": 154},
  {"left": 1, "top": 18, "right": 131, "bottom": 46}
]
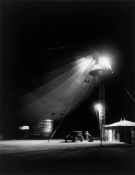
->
[
  {"left": 98, "top": 112, "right": 102, "bottom": 146},
  {"left": 98, "top": 77, "right": 102, "bottom": 146},
  {"left": 99, "top": 75, "right": 106, "bottom": 144},
  {"left": 48, "top": 102, "right": 72, "bottom": 141}
]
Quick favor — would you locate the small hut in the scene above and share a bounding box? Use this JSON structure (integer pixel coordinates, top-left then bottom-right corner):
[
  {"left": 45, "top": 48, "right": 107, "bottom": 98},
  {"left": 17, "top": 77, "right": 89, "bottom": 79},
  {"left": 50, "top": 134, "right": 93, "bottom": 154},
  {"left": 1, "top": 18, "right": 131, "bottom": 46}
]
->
[{"left": 104, "top": 119, "right": 135, "bottom": 144}]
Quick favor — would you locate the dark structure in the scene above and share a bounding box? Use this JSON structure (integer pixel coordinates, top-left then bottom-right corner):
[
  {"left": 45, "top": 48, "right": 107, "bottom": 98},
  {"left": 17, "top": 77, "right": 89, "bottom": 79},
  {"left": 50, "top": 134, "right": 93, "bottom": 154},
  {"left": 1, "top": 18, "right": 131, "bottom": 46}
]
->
[{"left": 65, "top": 131, "right": 84, "bottom": 142}]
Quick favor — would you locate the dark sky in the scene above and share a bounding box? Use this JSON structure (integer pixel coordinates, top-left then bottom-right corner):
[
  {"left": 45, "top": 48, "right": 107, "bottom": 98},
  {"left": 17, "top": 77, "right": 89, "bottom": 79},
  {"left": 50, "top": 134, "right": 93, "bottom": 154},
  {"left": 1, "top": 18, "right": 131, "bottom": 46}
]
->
[{"left": 1, "top": 0, "right": 135, "bottom": 137}]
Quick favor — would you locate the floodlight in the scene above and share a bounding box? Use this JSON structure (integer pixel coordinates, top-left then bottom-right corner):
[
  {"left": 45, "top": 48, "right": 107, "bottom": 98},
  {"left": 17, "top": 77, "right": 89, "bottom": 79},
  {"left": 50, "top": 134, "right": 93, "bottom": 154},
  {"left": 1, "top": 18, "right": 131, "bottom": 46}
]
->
[
  {"left": 98, "top": 55, "right": 112, "bottom": 70},
  {"left": 90, "top": 54, "right": 113, "bottom": 77}
]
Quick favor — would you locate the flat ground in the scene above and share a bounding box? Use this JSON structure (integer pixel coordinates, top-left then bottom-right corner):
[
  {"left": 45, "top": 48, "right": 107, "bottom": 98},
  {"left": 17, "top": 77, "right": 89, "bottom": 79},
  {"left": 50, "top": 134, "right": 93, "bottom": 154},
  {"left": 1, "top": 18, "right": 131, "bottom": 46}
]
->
[{"left": 0, "top": 140, "right": 135, "bottom": 175}]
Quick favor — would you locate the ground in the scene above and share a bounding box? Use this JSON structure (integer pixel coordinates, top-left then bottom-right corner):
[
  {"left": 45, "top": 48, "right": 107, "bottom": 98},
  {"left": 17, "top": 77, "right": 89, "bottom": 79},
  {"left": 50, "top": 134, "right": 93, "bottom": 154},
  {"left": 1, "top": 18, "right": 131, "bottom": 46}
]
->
[{"left": 0, "top": 140, "right": 135, "bottom": 175}]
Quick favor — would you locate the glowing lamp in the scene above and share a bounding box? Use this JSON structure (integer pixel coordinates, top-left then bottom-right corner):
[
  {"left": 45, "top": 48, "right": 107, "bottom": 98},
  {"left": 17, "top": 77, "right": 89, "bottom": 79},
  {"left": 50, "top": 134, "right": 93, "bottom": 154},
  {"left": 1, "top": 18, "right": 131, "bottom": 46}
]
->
[
  {"left": 19, "top": 126, "right": 29, "bottom": 130},
  {"left": 94, "top": 103, "right": 103, "bottom": 113},
  {"left": 94, "top": 103, "right": 104, "bottom": 120}
]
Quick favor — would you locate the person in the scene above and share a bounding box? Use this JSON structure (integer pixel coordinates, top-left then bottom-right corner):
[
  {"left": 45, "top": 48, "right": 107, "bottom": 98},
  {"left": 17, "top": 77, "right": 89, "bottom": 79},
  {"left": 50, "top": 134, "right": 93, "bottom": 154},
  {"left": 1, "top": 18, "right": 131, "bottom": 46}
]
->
[
  {"left": 130, "top": 129, "right": 135, "bottom": 145},
  {"left": 84, "top": 131, "right": 93, "bottom": 142}
]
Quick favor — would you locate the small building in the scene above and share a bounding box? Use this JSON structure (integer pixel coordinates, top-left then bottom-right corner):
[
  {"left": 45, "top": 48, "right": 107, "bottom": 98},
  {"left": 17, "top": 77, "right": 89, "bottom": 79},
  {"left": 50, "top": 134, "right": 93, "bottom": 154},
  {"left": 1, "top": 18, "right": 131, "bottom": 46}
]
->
[{"left": 104, "top": 119, "right": 135, "bottom": 144}]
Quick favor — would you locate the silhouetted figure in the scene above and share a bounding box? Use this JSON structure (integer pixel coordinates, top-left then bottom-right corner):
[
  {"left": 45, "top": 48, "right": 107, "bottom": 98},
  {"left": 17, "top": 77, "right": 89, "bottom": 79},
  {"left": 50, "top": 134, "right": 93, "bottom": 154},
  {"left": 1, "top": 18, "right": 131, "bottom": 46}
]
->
[
  {"left": 84, "top": 131, "right": 93, "bottom": 142},
  {"left": 131, "top": 129, "right": 135, "bottom": 145}
]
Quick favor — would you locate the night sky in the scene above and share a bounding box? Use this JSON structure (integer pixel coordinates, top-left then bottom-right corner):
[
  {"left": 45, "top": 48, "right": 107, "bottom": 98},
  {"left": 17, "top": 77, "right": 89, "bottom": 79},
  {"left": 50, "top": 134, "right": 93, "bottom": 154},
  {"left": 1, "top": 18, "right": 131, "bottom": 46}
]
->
[{"left": 1, "top": 0, "right": 135, "bottom": 138}]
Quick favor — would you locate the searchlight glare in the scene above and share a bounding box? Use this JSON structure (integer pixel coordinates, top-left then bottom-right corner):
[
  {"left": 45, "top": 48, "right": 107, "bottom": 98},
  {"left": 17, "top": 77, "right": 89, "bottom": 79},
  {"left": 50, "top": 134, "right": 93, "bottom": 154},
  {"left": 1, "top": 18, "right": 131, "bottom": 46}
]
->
[
  {"left": 98, "top": 56, "right": 112, "bottom": 70},
  {"left": 90, "top": 54, "right": 113, "bottom": 77}
]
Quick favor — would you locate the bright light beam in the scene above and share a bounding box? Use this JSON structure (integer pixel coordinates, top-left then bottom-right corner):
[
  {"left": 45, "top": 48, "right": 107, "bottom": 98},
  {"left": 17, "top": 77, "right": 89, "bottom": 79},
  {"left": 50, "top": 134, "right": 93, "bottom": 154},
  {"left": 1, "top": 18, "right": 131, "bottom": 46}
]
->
[{"left": 78, "top": 56, "right": 95, "bottom": 73}]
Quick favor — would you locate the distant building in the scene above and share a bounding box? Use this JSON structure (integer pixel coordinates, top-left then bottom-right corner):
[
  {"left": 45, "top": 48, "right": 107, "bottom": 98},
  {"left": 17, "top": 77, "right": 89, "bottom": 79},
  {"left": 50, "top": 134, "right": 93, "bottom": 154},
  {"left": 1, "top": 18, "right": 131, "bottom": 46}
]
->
[{"left": 104, "top": 119, "right": 135, "bottom": 144}]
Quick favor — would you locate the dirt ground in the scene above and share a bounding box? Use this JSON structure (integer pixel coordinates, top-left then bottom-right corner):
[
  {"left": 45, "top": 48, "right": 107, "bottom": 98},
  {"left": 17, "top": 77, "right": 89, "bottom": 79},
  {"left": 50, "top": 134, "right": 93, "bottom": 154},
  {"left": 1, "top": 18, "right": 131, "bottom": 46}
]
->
[{"left": 0, "top": 140, "right": 134, "bottom": 175}]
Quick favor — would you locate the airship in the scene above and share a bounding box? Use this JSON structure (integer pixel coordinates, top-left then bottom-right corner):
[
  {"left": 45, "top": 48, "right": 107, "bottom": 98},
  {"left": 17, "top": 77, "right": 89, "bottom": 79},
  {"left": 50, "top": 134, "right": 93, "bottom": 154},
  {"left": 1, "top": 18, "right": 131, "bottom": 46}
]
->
[{"left": 20, "top": 51, "right": 112, "bottom": 139}]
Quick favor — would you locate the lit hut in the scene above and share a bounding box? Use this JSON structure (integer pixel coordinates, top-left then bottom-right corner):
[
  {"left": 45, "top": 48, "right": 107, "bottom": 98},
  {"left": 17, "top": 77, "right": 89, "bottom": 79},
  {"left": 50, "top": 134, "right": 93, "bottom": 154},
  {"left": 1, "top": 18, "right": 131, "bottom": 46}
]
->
[{"left": 104, "top": 119, "right": 135, "bottom": 144}]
